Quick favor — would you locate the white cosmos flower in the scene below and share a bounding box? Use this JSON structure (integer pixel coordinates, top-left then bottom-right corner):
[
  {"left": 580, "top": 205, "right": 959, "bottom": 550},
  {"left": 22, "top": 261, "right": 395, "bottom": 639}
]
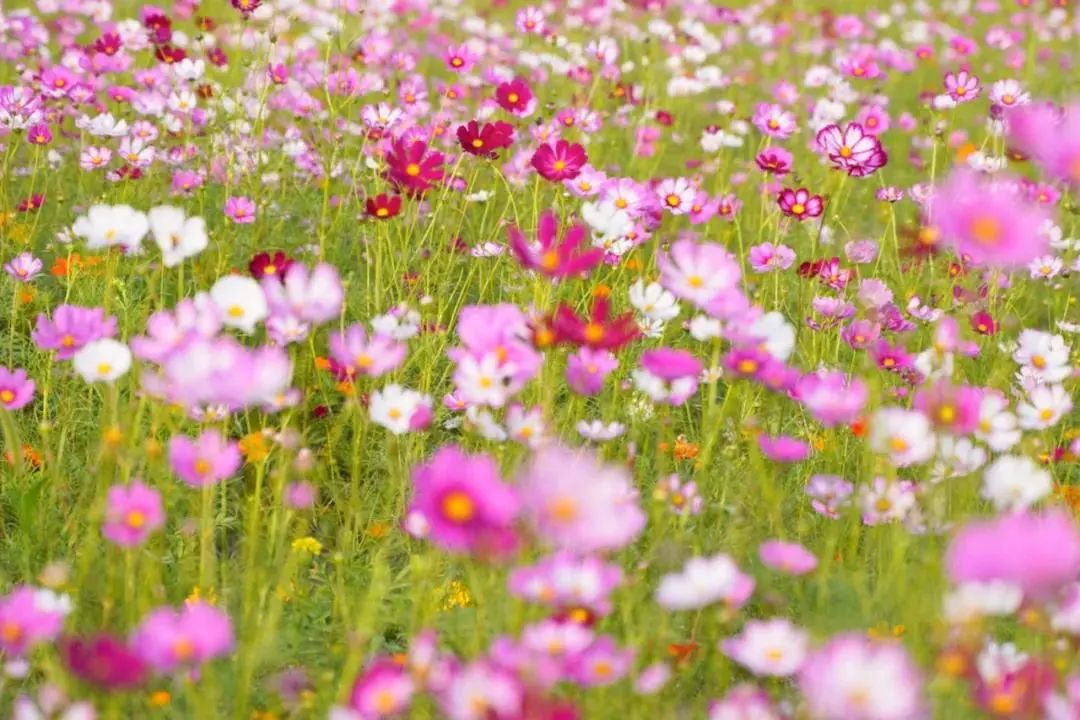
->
[
  {"left": 869, "top": 408, "right": 936, "bottom": 467},
  {"left": 629, "top": 280, "right": 680, "bottom": 322},
  {"left": 210, "top": 275, "right": 268, "bottom": 334},
  {"left": 1017, "top": 383, "right": 1072, "bottom": 430},
  {"left": 943, "top": 582, "right": 1022, "bottom": 624},
  {"left": 980, "top": 454, "right": 1052, "bottom": 512},
  {"left": 974, "top": 393, "right": 1021, "bottom": 451},
  {"left": 148, "top": 206, "right": 208, "bottom": 267},
  {"left": 581, "top": 200, "right": 633, "bottom": 247},
  {"left": 369, "top": 384, "right": 430, "bottom": 435},
  {"left": 748, "top": 311, "right": 795, "bottom": 361},
  {"left": 76, "top": 112, "right": 129, "bottom": 137},
  {"left": 72, "top": 204, "right": 148, "bottom": 252},
  {"left": 73, "top": 339, "right": 132, "bottom": 383},
  {"left": 655, "top": 554, "right": 751, "bottom": 610},
  {"left": 576, "top": 419, "right": 625, "bottom": 442}
]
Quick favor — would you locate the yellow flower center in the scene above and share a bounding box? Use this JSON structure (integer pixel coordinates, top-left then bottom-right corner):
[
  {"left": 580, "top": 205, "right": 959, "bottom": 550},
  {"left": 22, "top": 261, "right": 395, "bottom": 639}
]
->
[
  {"left": 442, "top": 491, "right": 475, "bottom": 523},
  {"left": 405, "top": 163, "right": 421, "bottom": 177}
]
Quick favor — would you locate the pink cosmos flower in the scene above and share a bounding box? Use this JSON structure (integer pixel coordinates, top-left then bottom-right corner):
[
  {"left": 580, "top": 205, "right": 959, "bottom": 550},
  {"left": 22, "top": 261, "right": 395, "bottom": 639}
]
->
[
  {"left": 0, "top": 586, "right": 67, "bottom": 656},
  {"left": 931, "top": 169, "right": 1050, "bottom": 268},
  {"left": 777, "top": 187, "right": 823, "bottom": 220},
  {"left": 328, "top": 324, "right": 406, "bottom": 377},
  {"left": 407, "top": 445, "right": 519, "bottom": 556},
  {"left": 131, "top": 601, "right": 234, "bottom": 673},
  {"left": 815, "top": 122, "right": 887, "bottom": 176},
  {"left": 946, "top": 509, "right": 1080, "bottom": 597},
  {"left": 3, "top": 251, "right": 42, "bottom": 282},
  {"left": 913, "top": 381, "right": 982, "bottom": 434},
  {"left": 168, "top": 430, "right": 242, "bottom": 487},
  {"left": 632, "top": 348, "right": 702, "bottom": 405},
  {"left": 530, "top": 140, "right": 587, "bottom": 181},
  {"left": 570, "top": 636, "right": 634, "bottom": 686},
  {"left": 516, "top": 445, "right": 645, "bottom": 554},
  {"left": 945, "top": 69, "right": 981, "bottom": 102},
  {"left": 32, "top": 304, "right": 118, "bottom": 359},
  {"left": 793, "top": 370, "right": 868, "bottom": 426},
  {"left": 748, "top": 242, "right": 795, "bottom": 273},
  {"left": 708, "top": 685, "right": 781, "bottom": 718},
  {"left": 348, "top": 657, "right": 416, "bottom": 717},
  {"left": 752, "top": 103, "right": 797, "bottom": 139},
  {"left": 224, "top": 195, "right": 256, "bottom": 224},
  {"left": 757, "top": 434, "right": 810, "bottom": 463},
  {"left": 1007, "top": 101, "right": 1080, "bottom": 188},
  {"left": 103, "top": 481, "right": 165, "bottom": 547},
  {"left": 755, "top": 146, "right": 793, "bottom": 175},
  {"left": 722, "top": 618, "right": 809, "bottom": 677},
  {"left": 657, "top": 239, "right": 741, "bottom": 307},
  {"left": 565, "top": 347, "right": 618, "bottom": 396},
  {"left": 655, "top": 177, "right": 696, "bottom": 215},
  {"left": 0, "top": 365, "right": 34, "bottom": 410},
  {"left": 799, "top": 634, "right": 925, "bottom": 720},
  {"left": 262, "top": 262, "right": 344, "bottom": 325},
  {"left": 759, "top": 540, "right": 818, "bottom": 575},
  {"left": 507, "top": 210, "right": 604, "bottom": 279},
  {"left": 509, "top": 551, "right": 623, "bottom": 618},
  {"left": 385, "top": 138, "right": 446, "bottom": 195}
]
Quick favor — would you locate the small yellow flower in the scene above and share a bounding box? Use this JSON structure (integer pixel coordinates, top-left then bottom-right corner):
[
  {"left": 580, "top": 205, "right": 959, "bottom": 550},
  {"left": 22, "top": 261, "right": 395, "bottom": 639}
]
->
[
  {"left": 149, "top": 690, "right": 171, "bottom": 707},
  {"left": 186, "top": 586, "right": 217, "bottom": 606},
  {"left": 239, "top": 431, "right": 269, "bottom": 463},
  {"left": 292, "top": 536, "right": 323, "bottom": 556},
  {"left": 591, "top": 283, "right": 611, "bottom": 298},
  {"left": 441, "top": 579, "right": 473, "bottom": 610}
]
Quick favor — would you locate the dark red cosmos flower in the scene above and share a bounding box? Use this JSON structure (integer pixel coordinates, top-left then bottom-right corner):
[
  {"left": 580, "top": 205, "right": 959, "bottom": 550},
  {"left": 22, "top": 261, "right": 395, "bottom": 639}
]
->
[
  {"left": 366, "top": 193, "right": 402, "bottom": 220},
  {"left": 970, "top": 310, "right": 997, "bottom": 335},
  {"left": 777, "top": 187, "right": 824, "bottom": 220},
  {"left": 457, "top": 120, "right": 515, "bottom": 158},
  {"left": 93, "top": 32, "right": 122, "bottom": 56},
  {"left": 551, "top": 296, "right": 640, "bottom": 350},
  {"left": 531, "top": 140, "right": 587, "bottom": 182},
  {"left": 17, "top": 194, "right": 45, "bottom": 212},
  {"left": 495, "top": 77, "right": 533, "bottom": 114},
  {"left": 154, "top": 45, "right": 187, "bottom": 64},
  {"left": 207, "top": 47, "right": 228, "bottom": 67},
  {"left": 249, "top": 251, "right": 295, "bottom": 281},
  {"left": 231, "top": 0, "right": 263, "bottom": 17},
  {"left": 142, "top": 12, "right": 172, "bottom": 44},
  {"left": 508, "top": 211, "right": 604, "bottom": 279},
  {"left": 61, "top": 634, "right": 147, "bottom": 691},
  {"left": 385, "top": 138, "right": 446, "bottom": 195},
  {"left": 655, "top": 110, "right": 674, "bottom": 126}
]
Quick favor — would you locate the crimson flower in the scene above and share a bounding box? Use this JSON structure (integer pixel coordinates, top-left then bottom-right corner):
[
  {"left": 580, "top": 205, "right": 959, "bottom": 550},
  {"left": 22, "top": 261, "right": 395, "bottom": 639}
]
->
[
  {"left": 552, "top": 296, "right": 640, "bottom": 350},
  {"left": 249, "top": 251, "right": 294, "bottom": 281},
  {"left": 531, "top": 140, "right": 587, "bottom": 182},
  {"left": 231, "top": 0, "right": 262, "bottom": 17},
  {"left": 495, "top": 77, "right": 533, "bottom": 114},
  {"left": 61, "top": 634, "right": 148, "bottom": 691},
  {"left": 457, "top": 120, "right": 515, "bottom": 158},
  {"left": 385, "top": 138, "right": 445, "bottom": 195},
  {"left": 507, "top": 211, "right": 604, "bottom": 279},
  {"left": 366, "top": 193, "right": 402, "bottom": 220}
]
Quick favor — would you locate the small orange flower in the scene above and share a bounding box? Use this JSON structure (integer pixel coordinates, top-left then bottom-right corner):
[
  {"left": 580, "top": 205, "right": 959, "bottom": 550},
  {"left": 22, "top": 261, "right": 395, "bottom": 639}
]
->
[
  {"left": 149, "top": 690, "right": 171, "bottom": 707},
  {"left": 314, "top": 356, "right": 332, "bottom": 371},
  {"left": 239, "top": 432, "right": 269, "bottom": 463},
  {"left": 365, "top": 522, "right": 390, "bottom": 539},
  {"left": 672, "top": 435, "right": 699, "bottom": 462},
  {"left": 591, "top": 283, "right": 611, "bottom": 299},
  {"left": 667, "top": 641, "right": 700, "bottom": 665},
  {"left": 849, "top": 416, "right": 867, "bottom": 437}
]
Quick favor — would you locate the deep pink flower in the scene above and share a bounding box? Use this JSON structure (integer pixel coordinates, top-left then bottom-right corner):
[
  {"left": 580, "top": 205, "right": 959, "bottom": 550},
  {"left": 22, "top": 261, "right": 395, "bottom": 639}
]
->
[
  {"left": 407, "top": 445, "right": 519, "bottom": 556},
  {"left": 531, "top": 140, "right": 587, "bottom": 182},
  {"left": 385, "top": 138, "right": 446, "bottom": 195},
  {"left": 224, "top": 195, "right": 256, "bottom": 224},
  {"left": 0, "top": 365, "right": 34, "bottom": 410},
  {"left": 777, "top": 187, "right": 823, "bottom": 220},
  {"left": 757, "top": 434, "right": 810, "bottom": 463},
  {"left": 815, "top": 122, "right": 888, "bottom": 176},
  {"left": 349, "top": 657, "right": 416, "bottom": 717},
  {"left": 508, "top": 211, "right": 604, "bottom": 279},
  {"left": 62, "top": 633, "right": 148, "bottom": 690}
]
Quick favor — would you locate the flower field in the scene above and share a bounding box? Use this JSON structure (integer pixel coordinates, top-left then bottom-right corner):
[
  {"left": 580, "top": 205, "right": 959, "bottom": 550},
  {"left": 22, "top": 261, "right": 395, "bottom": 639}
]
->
[{"left": 2, "top": 0, "right": 1080, "bottom": 717}]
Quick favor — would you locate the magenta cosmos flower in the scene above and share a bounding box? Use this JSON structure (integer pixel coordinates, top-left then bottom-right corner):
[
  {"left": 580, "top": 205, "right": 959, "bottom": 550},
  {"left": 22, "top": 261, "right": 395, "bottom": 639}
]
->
[
  {"left": 1007, "top": 101, "right": 1080, "bottom": 188},
  {"left": 168, "top": 430, "right": 242, "bottom": 487},
  {"left": 348, "top": 657, "right": 416, "bottom": 717},
  {"left": 131, "top": 601, "right": 234, "bottom": 673},
  {"left": 793, "top": 370, "right": 868, "bottom": 427},
  {"left": 931, "top": 169, "right": 1050, "bottom": 268},
  {"left": 516, "top": 444, "right": 645, "bottom": 554},
  {"left": 946, "top": 509, "right": 1080, "bottom": 597},
  {"left": 407, "top": 445, "right": 519, "bottom": 556},
  {"left": 531, "top": 139, "right": 587, "bottom": 182},
  {"left": 3, "top": 251, "right": 43, "bottom": 282},
  {"left": 757, "top": 434, "right": 811, "bottom": 463},
  {"left": 507, "top": 210, "right": 604, "bottom": 279},
  {"left": 224, "top": 195, "right": 256, "bottom": 224},
  {"left": 759, "top": 540, "right": 818, "bottom": 575},
  {"left": 61, "top": 633, "right": 148, "bottom": 690},
  {"left": 815, "top": 122, "right": 887, "bottom": 177},
  {"left": 103, "top": 481, "right": 165, "bottom": 547},
  {"left": 32, "top": 304, "right": 117, "bottom": 359},
  {"left": 565, "top": 347, "right": 619, "bottom": 396},
  {"left": 385, "top": 137, "right": 446, "bottom": 195},
  {"left": 777, "top": 187, "right": 824, "bottom": 221},
  {"left": 0, "top": 365, "right": 34, "bottom": 410}
]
